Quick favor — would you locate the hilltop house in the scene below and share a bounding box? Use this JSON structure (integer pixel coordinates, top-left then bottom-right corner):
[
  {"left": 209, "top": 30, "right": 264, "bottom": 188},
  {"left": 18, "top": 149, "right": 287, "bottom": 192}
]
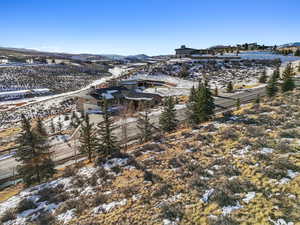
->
[
  {"left": 175, "top": 45, "right": 213, "bottom": 58},
  {"left": 46, "top": 58, "right": 72, "bottom": 65},
  {"left": 278, "top": 43, "right": 300, "bottom": 53},
  {"left": 76, "top": 85, "right": 162, "bottom": 114}
]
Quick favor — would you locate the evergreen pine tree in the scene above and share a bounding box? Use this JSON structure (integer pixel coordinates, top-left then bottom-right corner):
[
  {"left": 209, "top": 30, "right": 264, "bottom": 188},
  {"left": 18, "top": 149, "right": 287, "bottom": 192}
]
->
[
  {"left": 179, "top": 66, "right": 189, "bottom": 78},
  {"left": 137, "top": 103, "right": 153, "bottom": 143},
  {"left": 294, "top": 49, "right": 300, "bottom": 56},
  {"left": 98, "top": 99, "right": 120, "bottom": 159},
  {"left": 0, "top": 111, "right": 7, "bottom": 125},
  {"left": 259, "top": 70, "right": 267, "bottom": 83},
  {"left": 214, "top": 86, "right": 218, "bottom": 96},
  {"left": 226, "top": 81, "right": 233, "bottom": 93},
  {"left": 189, "top": 86, "right": 196, "bottom": 102},
  {"left": 281, "top": 63, "right": 296, "bottom": 92},
  {"left": 266, "top": 72, "right": 278, "bottom": 97},
  {"left": 79, "top": 114, "right": 98, "bottom": 162},
  {"left": 57, "top": 118, "right": 63, "bottom": 133},
  {"left": 202, "top": 82, "right": 215, "bottom": 120},
  {"left": 71, "top": 111, "right": 79, "bottom": 128},
  {"left": 255, "top": 94, "right": 260, "bottom": 105},
  {"left": 36, "top": 117, "right": 48, "bottom": 137},
  {"left": 64, "top": 114, "right": 70, "bottom": 121},
  {"left": 121, "top": 106, "right": 129, "bottom": 151},
  {"left": 273, "top": 66, "right": 280, "bottom": 80},
  {"left": 236, "top": 98, "right": 241, "bottom": 110},
  {"left": 50, "top": 119, "right": 56, "bottom": 134},
  {"left": 159, "top": 96, "right": 178, "bottom": 132},
  {"left": 15, "top": 114, "right": 55, "bottom": 185},
  {"left": 188, "top": 82, "right": 215, "bottom": 124}
]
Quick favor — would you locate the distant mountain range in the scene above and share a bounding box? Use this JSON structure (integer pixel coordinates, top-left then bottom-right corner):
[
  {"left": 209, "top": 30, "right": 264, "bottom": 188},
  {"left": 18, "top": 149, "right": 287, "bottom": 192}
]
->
[
  {"left": 98, "top": 54, "right": 150, "bottom": 61},
  {"left": 0, "top": 46, "right": 151, "bottom": 62}
]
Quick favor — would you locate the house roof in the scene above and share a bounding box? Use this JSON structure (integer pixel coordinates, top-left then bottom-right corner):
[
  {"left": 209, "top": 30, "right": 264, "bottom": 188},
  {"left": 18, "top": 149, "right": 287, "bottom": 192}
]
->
[
  {"left": 175, "top": 47, "right": 198, "bottom": 51},
  {"left": 88, "top": 85, "right": 162, "bottom": 101},
  {"left": 93, "top": 86, "right": 128, "bottom": 95},
  {"left": 123, "top": 90, "right": 162, "bottom": 101}
]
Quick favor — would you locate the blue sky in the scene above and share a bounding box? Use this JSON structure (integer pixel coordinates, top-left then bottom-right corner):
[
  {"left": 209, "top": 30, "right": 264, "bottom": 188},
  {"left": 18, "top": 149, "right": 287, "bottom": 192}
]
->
[{"left": 1, "top": 0, "right": 300, "bottom": 55}]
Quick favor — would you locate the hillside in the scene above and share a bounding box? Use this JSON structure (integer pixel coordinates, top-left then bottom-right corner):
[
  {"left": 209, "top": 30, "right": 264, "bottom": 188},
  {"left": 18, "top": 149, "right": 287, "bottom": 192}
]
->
[
  {"left": 0, "top": 46, "right": 150, "bottom": 62},
  {"left": 0, "top": 89, "right": 300, "bottom": 225},
  {"left": 280, "top": 43, "right": 300, "bottom": 48}
]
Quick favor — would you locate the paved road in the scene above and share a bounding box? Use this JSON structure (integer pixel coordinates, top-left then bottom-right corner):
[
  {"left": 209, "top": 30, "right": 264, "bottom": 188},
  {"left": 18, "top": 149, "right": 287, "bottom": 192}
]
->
[{"left": 1, "top": 77, "right": 300, "bottom": 182}]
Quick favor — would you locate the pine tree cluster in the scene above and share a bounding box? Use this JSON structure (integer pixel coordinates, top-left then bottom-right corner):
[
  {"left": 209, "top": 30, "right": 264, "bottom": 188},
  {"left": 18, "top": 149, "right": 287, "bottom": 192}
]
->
[
  {"left": 79, "top": 114, "right": 98, "bottom": 162},
  {"left": 266, "top": 69, "right": 279, "bottom": 97},
  {"left": 259, "top": 70, "right": 267, "bottom": 83},
  {"left": 187, "top": 81, "right": 215, "bottom": 125},
  {"left": 281, "top": 63, "right": 295, "bottom": 92},
  {"left": 159, "top": 96, "right": 178, "bottom": 132},
  {"left": 15, "top": 115, "right": 55, "bottom": 185},
  {"left": 137, "top": 103, "right": 153, "bottom": 143}
]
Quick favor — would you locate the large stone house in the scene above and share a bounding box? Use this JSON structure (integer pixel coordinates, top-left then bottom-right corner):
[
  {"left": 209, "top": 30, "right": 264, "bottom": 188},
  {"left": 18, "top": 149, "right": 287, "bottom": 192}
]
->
[{"left": 76, "top": 85, "right": 162, "bottom": 115}]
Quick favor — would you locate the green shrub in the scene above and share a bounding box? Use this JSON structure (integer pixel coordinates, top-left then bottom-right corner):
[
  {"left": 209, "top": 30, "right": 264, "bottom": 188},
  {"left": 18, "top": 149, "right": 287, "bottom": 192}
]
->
[
  {"left": 0, "top": 209, "right": 16, "bottom": 223},
  {"left": 160, "top": 203, "right": 183, "bottom": 221},
  {"left": 219, "top": 127, "right": 240, "bottom": 140},
  {"left": 63, "top": 166, "right": 77, "bottom": 177},
  {"left": 223, "top": 165, "right": 241, "bottom": 177},
  {"left": 189, "top": 175, "right": 207, "bottom": 192},
  {"left": 223, "top": 178, "right": 256, "bottom": 193},
  {"left": 275, "top": 158, "right": 300, "bottom": 171},
  {"left": 32, "top": 212, "right": 58, "bottom": 225},
  {"left": 152, "top": 184, "right": 172, "bottom": 198},
  {"left": 119, "top": 185, "right": 139, "bottom": 198},
  {"left": 37, "top": 184, "right": 67, "bottom": 203},
  {"left": 16, "top": 198, "right": 37, "bottom": 213},
  {"left": 208, "top": 215, "right": 239, "bottom": 225},
  {"left": 56, "top": 199, "right": 78, "bottom": 214},
  {"left": 71, "top": 175, "right": 86, "bottom": 188},
  {"left": 279, "top": 129, "right": 300, "bottom": 138},
  {"left": 210, "top": 189, "right": 237, "bottom": 207},
  {"left": 264, "top": 167, "right": 287, "bottom": 179}
]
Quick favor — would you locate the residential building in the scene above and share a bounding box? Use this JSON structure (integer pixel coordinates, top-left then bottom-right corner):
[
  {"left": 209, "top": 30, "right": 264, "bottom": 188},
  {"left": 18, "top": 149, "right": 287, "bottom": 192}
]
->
[
  {"left": 76, "top": 85, "right": 162, "bottom": 114},
  {"left": 0, "top": 57, "right": 9, "bottom": 64},
  {"left": 175, "top": 45, "right": 213, "bottom": 58}
]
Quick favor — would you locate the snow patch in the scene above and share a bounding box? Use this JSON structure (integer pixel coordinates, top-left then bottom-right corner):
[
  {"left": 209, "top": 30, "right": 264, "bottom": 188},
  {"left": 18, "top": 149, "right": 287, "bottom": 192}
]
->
[
  {"left": 222, "top": 202, "right": 243, "bottom": 215},
  {"left": 242, "top": 192, "right": 256, "bottom": 204},
  {"left": 287, "top": 170, "right": 299, "bottom": 179},
  {"left": 102, "top": 158, "right": 129, "bottom": 170},
  {"left": 237, "top": 145, "right": 251, "bottom": 155},
  {"left": 77, "top": 166, "right": 97, "bottom": 178},
  {"left": 93, "top": 199, "right": 127, "bottom": 214},
  {"left": 261, "top": 147, "right": 273, "bottom": 154},
  {"left": 163, "top": 219, "right": 178, "bottom": 225},
  {"left": 279, "top": 178, "right": 291, "bottom": 184},
  {"left": 201, "top": 189, "right": 214, "bottom": 203},
  {"left": 269, "top": 218, "right": 294, "bottom": 225},
  {"left": 57, "top": 209, "right": 76, "bottom": 224}
]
